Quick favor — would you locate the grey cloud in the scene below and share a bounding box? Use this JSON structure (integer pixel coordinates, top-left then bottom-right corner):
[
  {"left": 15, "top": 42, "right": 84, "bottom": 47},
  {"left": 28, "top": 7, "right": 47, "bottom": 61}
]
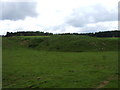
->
[
  {"left": 118, "top": 2, "right": 120, "bottom": 21},
  {"left": 66, "top": 4, "right": 117, "bottom": 27},
  {"left": 0, "top": 1, "right": 38, "bottom": 20},
  {"left": 46, "top": 24, "right": 67, "bottom": 33},
  {"left": 81, "top": 25, "right": 108, "bottom": 33}
]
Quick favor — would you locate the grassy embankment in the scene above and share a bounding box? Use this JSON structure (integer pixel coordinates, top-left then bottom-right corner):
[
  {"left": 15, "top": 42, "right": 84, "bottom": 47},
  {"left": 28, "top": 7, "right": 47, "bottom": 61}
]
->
[{"left": 2, "top": 35, "right": 119, "bottom": 88}]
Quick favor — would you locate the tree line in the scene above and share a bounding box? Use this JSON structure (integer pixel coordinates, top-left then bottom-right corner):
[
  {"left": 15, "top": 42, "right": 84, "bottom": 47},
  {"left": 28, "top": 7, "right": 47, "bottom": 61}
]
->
[
  {"left": 58, "top": 30, "right": 120, "bottom": 37},
  {"left": 5, "top": 31, "right": 53, "bottom": 37},
  {"left": 4, "top": 30, "right": 120, "bottom": 37}
]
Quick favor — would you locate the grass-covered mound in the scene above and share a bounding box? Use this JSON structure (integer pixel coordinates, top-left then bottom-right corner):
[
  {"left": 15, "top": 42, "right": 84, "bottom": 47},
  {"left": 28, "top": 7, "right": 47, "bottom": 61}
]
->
[{"left": 3, "top": 35, "right": 119, "bottom": 52}]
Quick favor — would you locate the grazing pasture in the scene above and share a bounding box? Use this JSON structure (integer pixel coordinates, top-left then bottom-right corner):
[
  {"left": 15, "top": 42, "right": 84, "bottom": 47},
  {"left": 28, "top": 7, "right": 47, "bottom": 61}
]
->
[{"left": 2, "top": 36, "right": 119, "bottom": 88}]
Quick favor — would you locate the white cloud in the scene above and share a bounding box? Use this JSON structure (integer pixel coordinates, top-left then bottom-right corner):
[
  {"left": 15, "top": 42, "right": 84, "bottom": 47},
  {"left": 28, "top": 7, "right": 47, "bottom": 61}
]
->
[
  {"left": 0, "top": 0, "right": 119, "bottom": 35},
  {"left": 66, "top": 3, "right": 118, "bottom": 28},
  {"left": 81, "top": 21, "right": 118, "bottom": 33}
]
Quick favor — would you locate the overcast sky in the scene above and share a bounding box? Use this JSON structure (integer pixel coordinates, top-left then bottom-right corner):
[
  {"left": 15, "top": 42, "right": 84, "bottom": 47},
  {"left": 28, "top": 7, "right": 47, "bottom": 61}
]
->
[{"left": 0, "top": 0, "right": 119, "bottom": 35}]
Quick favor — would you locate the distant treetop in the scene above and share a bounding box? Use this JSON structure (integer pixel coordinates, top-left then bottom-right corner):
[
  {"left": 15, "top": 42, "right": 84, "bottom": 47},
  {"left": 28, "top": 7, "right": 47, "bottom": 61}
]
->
[{"left": 5, "top": 30, "right": 120, "bottom": 37}]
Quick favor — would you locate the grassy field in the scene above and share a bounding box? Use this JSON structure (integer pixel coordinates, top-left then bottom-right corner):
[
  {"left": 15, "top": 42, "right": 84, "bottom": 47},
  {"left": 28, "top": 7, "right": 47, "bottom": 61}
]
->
[{"left": 2, "top": 36, "right": 119, "bottom": 88}]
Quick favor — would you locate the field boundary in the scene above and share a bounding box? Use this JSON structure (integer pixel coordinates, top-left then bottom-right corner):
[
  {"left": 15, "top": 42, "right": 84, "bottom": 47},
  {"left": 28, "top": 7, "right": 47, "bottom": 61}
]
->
[{"left": 0, "top": 37, "right": 2, "bottom": 89}]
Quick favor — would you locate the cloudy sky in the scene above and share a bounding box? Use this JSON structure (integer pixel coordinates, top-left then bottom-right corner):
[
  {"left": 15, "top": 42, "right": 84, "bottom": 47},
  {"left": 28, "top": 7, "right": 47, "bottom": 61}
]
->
[{"left": 0, "top": 0, "right": 119, "bottom": 35}]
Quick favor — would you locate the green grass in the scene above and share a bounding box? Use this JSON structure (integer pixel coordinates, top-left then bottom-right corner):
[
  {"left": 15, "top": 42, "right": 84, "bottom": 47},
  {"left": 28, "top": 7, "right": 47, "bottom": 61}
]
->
[
  {"left": 3, "top": 49, "right": 118, "bottom": 88},
  {"left": 104, "top": 76, "right": 118, "bottom": 88},
  {"left": 4, "top": 35, "right": 118, "bottom": 52},
  {"left": 2, "top": 36, "right": 119, "bottom": 88},
  {"left": 18, "top": 36, "right": 50, "bottom": 38}
]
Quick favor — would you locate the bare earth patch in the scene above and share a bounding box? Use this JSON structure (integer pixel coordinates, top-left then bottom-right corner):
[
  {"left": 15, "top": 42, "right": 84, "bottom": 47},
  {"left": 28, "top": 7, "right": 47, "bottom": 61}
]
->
[{"left": 95, "top": 75, "right": 118, "bottom": 89}]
